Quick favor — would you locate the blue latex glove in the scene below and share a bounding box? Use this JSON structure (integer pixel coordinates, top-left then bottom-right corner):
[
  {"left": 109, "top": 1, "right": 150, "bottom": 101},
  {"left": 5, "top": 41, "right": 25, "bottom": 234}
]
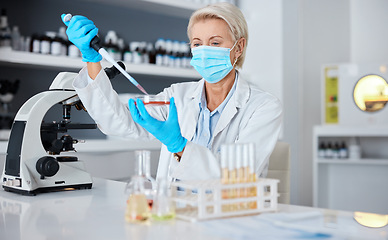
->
[
  {"left": 61, "top": 14, "right": 102, "bottom": 62},
  {"left": 128, "top": 97, "right": 187, "bottom": 153}
]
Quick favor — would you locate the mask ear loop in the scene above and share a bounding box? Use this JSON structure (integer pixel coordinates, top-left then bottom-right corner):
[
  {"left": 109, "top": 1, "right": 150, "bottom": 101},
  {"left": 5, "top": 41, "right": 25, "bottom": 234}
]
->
[
  {"left": 232, "top": 57, "right": 239, "bottom": 67},
  {"left": 230, "top": 40, "right": 240, "bottom": 67}
]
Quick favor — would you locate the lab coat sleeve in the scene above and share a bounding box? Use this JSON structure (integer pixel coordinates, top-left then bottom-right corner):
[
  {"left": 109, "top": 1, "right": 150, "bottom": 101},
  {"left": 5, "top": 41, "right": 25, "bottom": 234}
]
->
[
  {"left": 239, "top": 95, "right": 283, "bottom": 177},
  {"left": 72, "top": 67, "right": 161, "bottom": 139},
  {"left": 169, "top": 141, "right": 221, "bottom": 180}
]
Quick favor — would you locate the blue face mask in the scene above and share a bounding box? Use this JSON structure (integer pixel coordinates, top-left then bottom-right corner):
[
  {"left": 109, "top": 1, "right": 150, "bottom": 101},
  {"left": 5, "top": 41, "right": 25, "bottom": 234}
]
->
[{"left": 190, "top": 42, "right": 238, "bottom": 83}]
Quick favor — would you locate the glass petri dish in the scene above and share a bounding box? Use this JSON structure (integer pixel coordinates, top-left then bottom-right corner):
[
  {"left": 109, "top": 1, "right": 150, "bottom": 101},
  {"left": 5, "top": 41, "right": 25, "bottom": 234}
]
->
[{"left": 133, "top": 95, "right": 170, "bottom": 106}]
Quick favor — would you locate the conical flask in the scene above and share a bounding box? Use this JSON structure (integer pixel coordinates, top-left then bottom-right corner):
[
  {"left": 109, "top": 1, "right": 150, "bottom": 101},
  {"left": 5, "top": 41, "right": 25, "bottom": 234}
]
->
[
  {"left": 125, "top": 175, "right": 150, "bottom": 223},
  {"left": 134, "top": 150, "right": 156, "bottom": 208},
  {"left": 151, "top": 178, "right": 175, "bottom": 221}
]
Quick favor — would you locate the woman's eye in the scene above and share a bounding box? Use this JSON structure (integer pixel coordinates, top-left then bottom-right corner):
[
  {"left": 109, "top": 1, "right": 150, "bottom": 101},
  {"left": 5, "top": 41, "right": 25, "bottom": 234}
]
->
[
  {"left": 192, "top": 43, "right": 201, "bottom": 47},
  {"left": 211, "top": 42, "right": 220, "bottom": 46}
]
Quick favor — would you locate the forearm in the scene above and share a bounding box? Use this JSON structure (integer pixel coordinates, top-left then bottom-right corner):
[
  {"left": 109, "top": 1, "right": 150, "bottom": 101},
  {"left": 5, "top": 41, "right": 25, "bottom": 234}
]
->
[{"left": 87, "top": 62, "right": 102, "bottom": 80}]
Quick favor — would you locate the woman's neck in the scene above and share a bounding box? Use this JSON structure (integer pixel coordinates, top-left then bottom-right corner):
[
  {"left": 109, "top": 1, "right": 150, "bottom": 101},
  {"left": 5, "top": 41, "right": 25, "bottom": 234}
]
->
[{"left": 205, "top": 69, "right": 236, "bottom": 112}]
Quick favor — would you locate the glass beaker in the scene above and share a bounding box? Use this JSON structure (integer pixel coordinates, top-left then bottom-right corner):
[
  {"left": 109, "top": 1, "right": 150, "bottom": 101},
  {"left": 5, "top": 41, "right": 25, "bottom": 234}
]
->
[
  {"left": 151, "top": 179, "right": 175, "bottom": 221},
  {"left": 125, "top": 176, "right": 150, "bottom": 223},
  {"left": 134, "top": 150, "right": 156, "bottom": 208}
]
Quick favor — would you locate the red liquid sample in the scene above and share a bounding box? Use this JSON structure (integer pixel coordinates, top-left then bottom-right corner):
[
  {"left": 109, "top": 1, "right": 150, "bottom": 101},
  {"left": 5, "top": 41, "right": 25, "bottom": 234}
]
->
[{"left": 134, "top": 101, "right": 170, "bottom": 106}]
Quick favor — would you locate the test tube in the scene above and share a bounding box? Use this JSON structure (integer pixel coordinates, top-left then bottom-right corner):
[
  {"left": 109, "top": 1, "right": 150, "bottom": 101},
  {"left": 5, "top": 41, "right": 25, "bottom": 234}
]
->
[
  {"left": 220, "top": 144, "right": 229, "bottom": 185},
  {"left": 228, "top": 145, "right": 237, "bottom": 211},
  {"left": 220, "top": 144, "right": 229, "bottom": 212},
  {"left": 242, "top": 144, "right": 250, "bottom": 210},
  {"left": 248, "top": 143, "right": 257, "bottom": 209}
]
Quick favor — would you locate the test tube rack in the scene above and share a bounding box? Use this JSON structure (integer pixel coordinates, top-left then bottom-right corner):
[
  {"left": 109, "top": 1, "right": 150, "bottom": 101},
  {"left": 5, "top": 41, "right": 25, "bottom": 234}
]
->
[{"left": 170, "top": 178, "right": 279, "bottom": 222}]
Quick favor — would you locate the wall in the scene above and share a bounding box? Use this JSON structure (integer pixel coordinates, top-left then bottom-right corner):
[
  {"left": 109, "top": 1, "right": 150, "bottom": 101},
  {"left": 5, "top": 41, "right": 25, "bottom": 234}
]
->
[
  {"left": 350, "top": 0, "right": 388, "bottom": 63},
  {"left": 239, "top": 0, "right": 352, "bottom": 206},
  {"left": 238, "top": 0, "right": 303, "bottom": 204},
  {"left": 299, "top": 0, "right": 351, "bottom": 206}
]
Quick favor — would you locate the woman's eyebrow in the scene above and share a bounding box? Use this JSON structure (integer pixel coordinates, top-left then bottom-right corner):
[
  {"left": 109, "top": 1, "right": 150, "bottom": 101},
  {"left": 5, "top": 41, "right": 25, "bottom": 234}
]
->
[{"left": 209, "top": 35, "right": 223, "bottom": 40}]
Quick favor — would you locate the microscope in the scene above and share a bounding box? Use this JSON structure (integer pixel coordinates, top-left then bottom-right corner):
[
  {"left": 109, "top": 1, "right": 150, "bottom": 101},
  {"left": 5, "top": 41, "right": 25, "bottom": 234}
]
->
[{"left": 1, "top": 63, "right": 125, "bottom": 195}]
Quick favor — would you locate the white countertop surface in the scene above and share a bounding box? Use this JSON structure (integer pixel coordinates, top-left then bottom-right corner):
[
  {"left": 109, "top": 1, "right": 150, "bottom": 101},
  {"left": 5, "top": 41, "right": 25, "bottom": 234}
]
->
[{"left": 1, "top": 178, "right": 387, "bottom": 240}]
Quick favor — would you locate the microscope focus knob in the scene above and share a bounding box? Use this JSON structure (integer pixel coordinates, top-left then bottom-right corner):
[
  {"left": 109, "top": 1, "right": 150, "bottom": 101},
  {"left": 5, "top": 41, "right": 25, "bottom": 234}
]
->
[{"left": 36, "top": 156, "right": 60, "bottom": 177}]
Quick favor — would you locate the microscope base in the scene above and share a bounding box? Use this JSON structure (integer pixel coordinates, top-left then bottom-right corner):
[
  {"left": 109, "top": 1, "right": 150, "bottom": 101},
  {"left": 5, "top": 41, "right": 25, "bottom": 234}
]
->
[{"left": 2, "top": 183, "right": 92, "bottom": 196}]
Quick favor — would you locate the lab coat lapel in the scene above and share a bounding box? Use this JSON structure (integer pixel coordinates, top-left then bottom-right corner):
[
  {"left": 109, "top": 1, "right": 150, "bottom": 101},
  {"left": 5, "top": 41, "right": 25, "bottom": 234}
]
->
[
  {"left": 213, "top": 77, "right": 250, "bottom": 139},
  {"left": 180, "top": 80, "right": 203, "bottom": 141}
]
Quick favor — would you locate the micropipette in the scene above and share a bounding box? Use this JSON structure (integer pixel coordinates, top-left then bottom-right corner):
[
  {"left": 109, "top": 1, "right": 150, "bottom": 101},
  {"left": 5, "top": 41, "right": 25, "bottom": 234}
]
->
[{"left": 63, "top": 14, "right": 148, "bottom": 95}]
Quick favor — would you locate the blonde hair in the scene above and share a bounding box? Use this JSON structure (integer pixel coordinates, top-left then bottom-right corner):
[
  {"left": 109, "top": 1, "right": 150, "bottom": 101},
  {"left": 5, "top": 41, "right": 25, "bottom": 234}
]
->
[{"left": 187, "top": 2, "right": 248, "bottom": 69}]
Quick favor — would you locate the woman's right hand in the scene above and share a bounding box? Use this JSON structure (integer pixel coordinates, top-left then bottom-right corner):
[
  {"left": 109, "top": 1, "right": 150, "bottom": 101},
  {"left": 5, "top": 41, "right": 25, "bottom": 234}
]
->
[{"left": 61, "top": 14, "right": 102, "bottom": 63}]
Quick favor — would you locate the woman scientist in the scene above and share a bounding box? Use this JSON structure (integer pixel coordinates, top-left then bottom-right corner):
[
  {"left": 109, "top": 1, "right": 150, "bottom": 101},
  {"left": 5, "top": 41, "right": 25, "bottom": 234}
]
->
[{"left": 61, "top": 3, "right": 282, "bottom": 181}]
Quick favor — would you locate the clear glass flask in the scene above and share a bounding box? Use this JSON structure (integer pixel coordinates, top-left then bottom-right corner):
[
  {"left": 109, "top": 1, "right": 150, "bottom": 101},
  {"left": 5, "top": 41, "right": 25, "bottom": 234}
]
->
[
  {"left": 124, "top": 150, "right": 156, "bottom": 223},
  {"left": 151, "top": 179, "right": 175, "bottom": 221},
  {"left": 125, "top": 175, "right": 150, "bottom": 223},
  {"left": 134, "top": 150, "right": 156, "bottom": 208}
]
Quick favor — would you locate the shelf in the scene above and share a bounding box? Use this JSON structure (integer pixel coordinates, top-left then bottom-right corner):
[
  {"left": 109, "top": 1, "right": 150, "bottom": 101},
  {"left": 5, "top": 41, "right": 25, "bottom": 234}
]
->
[
  {"left": 0, "top": 47, "right": 200, "bottom": 79},
  {"left": 317, "top": 158, "right": 388, "bottom": 165},
  {"left": 314, "top": 125, "right": 388, "bottom": 136},
  {"left": 80, "top": 0, "right": 206, "bottom": 18}
]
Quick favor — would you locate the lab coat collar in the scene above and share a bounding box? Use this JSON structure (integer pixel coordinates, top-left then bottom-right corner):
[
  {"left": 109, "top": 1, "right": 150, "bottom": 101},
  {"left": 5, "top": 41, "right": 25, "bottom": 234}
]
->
[
  {"left": 212, "top": 73, "right": 251, "bottom": 140},
  {"left": 233, "top": 73, "right": 251, "bottom": 108},
  {"left": 180, "top": 80, "right": 203, "bottom": 141},
  {"left": 182, "top": 74, "right": 251, "bottom": 142}
]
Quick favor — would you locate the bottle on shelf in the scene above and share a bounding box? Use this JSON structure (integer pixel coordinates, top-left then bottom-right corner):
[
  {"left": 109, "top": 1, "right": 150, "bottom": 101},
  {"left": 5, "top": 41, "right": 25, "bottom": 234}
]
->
[
  {"left": 155, "top": 38, "right": 166, "bottom": 66},
  {"left": 30, "top": 33, "right": 41, "bottom": 53},
  {"left": 117, "top": 38, "right": 125, "bottom": 61},
  {"left": 164, "top": 39, "right": 173, "bottom": 67},
  {"left": 183, "top": 42, "right": 192, "bottom": 68},
  {"left": 123, "top": 43, "right": 133, "bottom": 63},
  {"left": 318, "top": 142, "right": 326, "bottom": 158},
  {"left": 332, "top": 142, "right": 340, "bottom": 158},
  {"left": 339, "top": 141, "right": 348, "bottom": 159},
  {"left": 11, "top": 26, "right": 20, "bottom": 51},
  {"left": 104, "top": 30, "right": 120, "bottom": 61},
  {"left": 40, "top": 32, "right": 52, "bottom": 55},
  {"left": 147, "top": 42, "right": 156, "bottom": 64},
  {"left": 0, "top": 8, "right": 11, "bottom": 47},
  {"left": 131, "top": 42, "right": 143, "bottom": 64},
  {"left": 348, "top": 137, "right": 361, "bottom": 160},
  {"left": 46, "top": 31, "right": 62, "bottom": 56},
  {"left": 325, "top": 141, "right": 333, "bottom": 158},
  {"left": 58, "top": 27, "right": 69, "bottom": 56}
]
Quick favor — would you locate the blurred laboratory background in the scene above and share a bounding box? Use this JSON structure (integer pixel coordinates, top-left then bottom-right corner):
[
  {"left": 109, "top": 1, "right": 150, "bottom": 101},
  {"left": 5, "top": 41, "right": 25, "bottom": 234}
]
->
[{"left": 1, "top": 0, "right": 388, "bottom": 214}]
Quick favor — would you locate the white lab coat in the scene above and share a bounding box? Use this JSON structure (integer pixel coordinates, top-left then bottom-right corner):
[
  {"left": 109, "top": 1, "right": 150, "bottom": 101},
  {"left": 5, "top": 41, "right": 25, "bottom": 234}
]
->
[{"left": 73, "top": 67, "right": 283, "bottom": 181}]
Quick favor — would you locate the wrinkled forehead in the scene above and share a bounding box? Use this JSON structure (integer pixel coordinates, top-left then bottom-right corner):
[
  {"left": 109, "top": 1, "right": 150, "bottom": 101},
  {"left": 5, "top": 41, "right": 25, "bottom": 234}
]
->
[{"left": 189, "top": 18, "right": 234, "bottom": 42}]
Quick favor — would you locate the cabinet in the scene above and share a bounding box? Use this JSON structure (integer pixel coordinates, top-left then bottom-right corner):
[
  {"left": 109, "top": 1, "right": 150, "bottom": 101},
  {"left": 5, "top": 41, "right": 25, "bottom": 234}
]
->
[{"left": 313, "top": 125, "right": 388, "bottom": 214}]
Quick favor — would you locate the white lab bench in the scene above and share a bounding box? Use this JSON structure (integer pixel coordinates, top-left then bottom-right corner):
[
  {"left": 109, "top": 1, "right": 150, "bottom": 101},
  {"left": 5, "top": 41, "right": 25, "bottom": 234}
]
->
[
  {"left": 0, "top": 138, "right": 162, "bottom": 182},
  {"left": 0, "top": 178, "right": 387, "bottom": 240}
]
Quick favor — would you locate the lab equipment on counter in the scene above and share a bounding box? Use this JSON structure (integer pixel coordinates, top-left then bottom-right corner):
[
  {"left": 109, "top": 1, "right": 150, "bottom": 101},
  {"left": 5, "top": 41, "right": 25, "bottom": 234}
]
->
[
  {"left": 125, "top": 175, "right": 150, "bottom": 223},
  {"left": 151, "top": 179, "right": 175, "bottom": 221},
  {"left": 125, "top": 150, "right": 156, "bottom": 206},
  {"left": 125, "top": 150, "right": 155, "bottom": 222},
  {"left": 62, "top": 13, "right": 148, "bottom": 95},
  {"left": 170, "top": 143, "right": 279, "bottom": 221},
  {"left": 1, "top": 63, "right": 124, "bottom": 195},
  {"left": 170, "top": 178, "right": 279, "bottom": 222}
]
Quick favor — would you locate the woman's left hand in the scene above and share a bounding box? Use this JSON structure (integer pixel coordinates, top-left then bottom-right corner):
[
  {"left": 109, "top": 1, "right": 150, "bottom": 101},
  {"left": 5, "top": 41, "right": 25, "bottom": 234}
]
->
[{"left": 128, "top": 97, "right": 187, "bottom": 153}]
